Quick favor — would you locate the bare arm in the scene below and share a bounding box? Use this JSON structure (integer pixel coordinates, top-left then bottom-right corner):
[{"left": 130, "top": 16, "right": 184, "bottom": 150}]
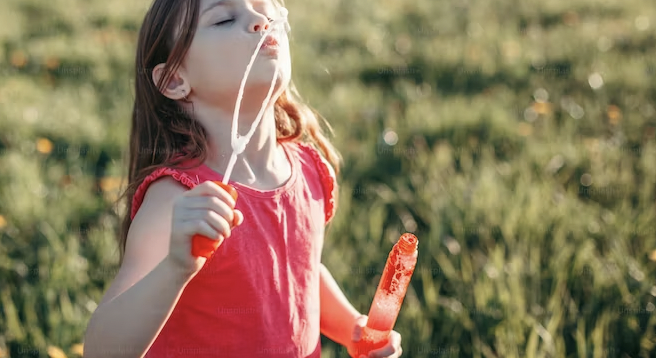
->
[
  {"left": 84, "top": 256, "right": 190, "bottom": 357},
  {"left": 319, "top": 263, "right": 363, "bottom": 347},
  {"left": 83, "top": 177, "right": 193, "bottom": 358}
]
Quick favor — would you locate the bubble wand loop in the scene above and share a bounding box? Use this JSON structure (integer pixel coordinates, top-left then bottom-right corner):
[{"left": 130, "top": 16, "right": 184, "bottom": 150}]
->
[
  {"left": 191, "top": 9, "right": 290, "bottom": 258},
  {"left": 223, "top": 8, "right": 289, "bottom": 186}
]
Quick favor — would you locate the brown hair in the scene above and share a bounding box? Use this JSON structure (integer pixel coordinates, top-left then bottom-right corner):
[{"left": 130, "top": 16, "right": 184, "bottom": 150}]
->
[{"left": 114, "top": 0, "right": 341, "bottom": 264}]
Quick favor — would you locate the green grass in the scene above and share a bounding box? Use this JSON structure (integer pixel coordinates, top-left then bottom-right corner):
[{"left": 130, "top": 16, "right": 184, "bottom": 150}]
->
[{"left": 1, "top": 0, "right": 656, "bottom": 357}]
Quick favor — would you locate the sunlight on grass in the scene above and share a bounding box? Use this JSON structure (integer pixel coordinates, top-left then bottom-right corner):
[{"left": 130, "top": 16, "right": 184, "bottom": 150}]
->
[{"left": 1, "top": 0, "right": 656, "bottom": 356}]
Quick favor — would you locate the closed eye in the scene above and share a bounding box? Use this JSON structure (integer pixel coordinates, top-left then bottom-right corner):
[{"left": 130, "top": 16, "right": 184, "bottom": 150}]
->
[
  {"left": 214, "top": 18, "right": 235, "bottom": 26},
  {"left": 213, "top": 17, "right": 274, "bottom": 27}
]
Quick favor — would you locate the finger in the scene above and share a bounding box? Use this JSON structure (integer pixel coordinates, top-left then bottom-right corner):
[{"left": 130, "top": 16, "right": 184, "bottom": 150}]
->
[
  {"left": 234, "top": 209, "right": 244, "bottom": 226},
  {"left": 202, "top": 211, "right": 232, "bottom": 238},
  {"left": 184, "top": 219, "right": 224, "bottom": 243},
  {"left": 388, "top": 331, "right": 402, "bottom": 347},
  {"left": 352, "top": 316, "right": 368, "bottom": 342},
  {"left": 370, "top": 331, "right": 401, "bottom": 358},
  {"left": 184, "top": 197, "right": 235, "bottom": 224},
  {"left": 178, "top": 206, "right": 237, "bottom": 231},
  {"left": 184, "top": 212, "right": 231, "bottom": 239},
  {"left": 368, "top": 340, "right": 395, "bottom": 358},
  {"left": 185, "top": 181, "right": 236, "bottom": 208},
  {"left": 369, "top": 346, "right": 393, "bottom": 358},
  {"left": 352, "top": 325, "right": 362, "bottom": 342}
]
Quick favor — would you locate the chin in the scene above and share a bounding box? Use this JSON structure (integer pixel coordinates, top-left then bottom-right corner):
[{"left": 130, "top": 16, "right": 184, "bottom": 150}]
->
[
  {"left": 254, "top": 59, "right": 291, "bottom": 89},
  {"left": 230, "top": 75, "right": 288, "bottom": 108}
]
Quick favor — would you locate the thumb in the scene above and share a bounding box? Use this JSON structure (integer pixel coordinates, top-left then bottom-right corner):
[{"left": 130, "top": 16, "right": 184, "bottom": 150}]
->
[{"left": 352, "top": 315, "right": 369, "bottom": 342}]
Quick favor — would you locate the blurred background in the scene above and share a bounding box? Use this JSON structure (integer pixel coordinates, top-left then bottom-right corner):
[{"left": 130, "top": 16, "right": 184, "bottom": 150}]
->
[{"left": 1, "top": 0, "right": 656, "bottom": 357}]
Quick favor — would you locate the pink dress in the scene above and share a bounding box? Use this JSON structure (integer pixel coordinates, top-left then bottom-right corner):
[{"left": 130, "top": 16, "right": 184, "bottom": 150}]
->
[{"left": 129, "top": 141, "right": 337, "bottom": 358}]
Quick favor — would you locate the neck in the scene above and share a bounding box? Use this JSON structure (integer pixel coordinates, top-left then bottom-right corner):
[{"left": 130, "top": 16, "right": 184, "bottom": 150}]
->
[{"left": 191, "top": 102, "right": 290, "bottom": 189}]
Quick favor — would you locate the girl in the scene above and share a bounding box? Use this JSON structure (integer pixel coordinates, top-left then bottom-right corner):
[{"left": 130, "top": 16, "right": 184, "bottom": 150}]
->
[{"left": 83, "top": 0, "right": 403, "bottom": 357}]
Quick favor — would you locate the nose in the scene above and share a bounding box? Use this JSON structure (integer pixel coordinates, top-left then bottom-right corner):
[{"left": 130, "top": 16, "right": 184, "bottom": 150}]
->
[{"left": 248, "top": 13, "right": 270, "bottom": 33}]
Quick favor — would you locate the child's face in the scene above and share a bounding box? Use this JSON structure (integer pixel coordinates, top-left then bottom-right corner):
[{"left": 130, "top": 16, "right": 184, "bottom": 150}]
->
[{"left": 181, "top": 0, "right": 291, "bottom": 106}]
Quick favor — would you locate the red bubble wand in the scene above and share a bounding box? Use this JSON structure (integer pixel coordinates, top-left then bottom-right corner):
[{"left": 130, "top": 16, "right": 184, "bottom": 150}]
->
[{"left": 351, "top": 233, "right": 419, "bottom": 357}]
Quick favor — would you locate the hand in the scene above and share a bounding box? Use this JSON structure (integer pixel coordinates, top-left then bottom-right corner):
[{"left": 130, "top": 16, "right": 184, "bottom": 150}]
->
[
  {"left": 168, "top": 181, "right": 244, "bottom": 277},
  {"left": 347, "top": 315, "right": 403, "bottom": 358}
]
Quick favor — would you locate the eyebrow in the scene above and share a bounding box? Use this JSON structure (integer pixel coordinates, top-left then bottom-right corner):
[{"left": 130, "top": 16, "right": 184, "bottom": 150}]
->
[
  {"left": 201, "top": 0, "right": 272, "bottom": 16},
  {"left": 201, "top": 0, "right": 229, "bottom": 16},
  {"left": 200, "top": 0, "right": 272, "bottom": 16}
]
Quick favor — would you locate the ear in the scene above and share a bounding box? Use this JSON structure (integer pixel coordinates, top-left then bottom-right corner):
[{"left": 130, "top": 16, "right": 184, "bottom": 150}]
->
[{"left": 152, "top": 63, "right": 191, "bottom": 101}]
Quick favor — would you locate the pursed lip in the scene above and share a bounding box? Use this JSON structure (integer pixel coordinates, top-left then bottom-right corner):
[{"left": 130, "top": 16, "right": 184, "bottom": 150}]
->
[{"left": 260, "top": 35, "right": 279, "bottom": 49}]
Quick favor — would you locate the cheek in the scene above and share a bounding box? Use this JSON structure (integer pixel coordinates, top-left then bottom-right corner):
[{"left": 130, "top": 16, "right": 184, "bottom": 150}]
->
[
  {"left": 184, "top": 45, "right": 217, "bottom": 81},
  {"left": 186, "top": 39, "right": 243, "bottom": 84}
]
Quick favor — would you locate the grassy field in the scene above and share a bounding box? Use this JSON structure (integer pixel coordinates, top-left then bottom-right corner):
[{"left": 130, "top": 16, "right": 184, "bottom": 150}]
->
[{"left": 1, "top": 0, "right": 656, "bottom": 357}]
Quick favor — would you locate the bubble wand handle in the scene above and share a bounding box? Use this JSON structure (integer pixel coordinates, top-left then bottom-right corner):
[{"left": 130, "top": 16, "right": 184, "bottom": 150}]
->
[
  {"left": 351, "top": 233, "right": 419, "bottom": 357},
  {"left": 191, "top": 10, "right": 290, "bottom": 259},
  {"left": 190, "top": 181, "right": 239, "bottom": 258}
]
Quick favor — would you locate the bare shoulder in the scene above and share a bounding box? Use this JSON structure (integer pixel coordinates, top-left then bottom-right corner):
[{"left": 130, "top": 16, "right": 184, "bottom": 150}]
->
[
  {"left": 97, "top": 176, "right": 190, "bottom": 306},
  {"left": 128, "top": 176, "right": 190, "bottom": 251}
]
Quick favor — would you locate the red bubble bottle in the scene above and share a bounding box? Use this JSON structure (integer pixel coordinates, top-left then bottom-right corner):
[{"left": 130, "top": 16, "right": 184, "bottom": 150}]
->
[
  {"left": 191, "top": 181, "right": 239, "bottom": 258},
  {"left": 352, "top": 233, "right": 419, "bottom": 357}
]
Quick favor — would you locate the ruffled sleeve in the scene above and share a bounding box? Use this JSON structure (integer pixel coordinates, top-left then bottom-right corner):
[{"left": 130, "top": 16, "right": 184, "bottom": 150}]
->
[
  {"left": 130, "top": 167, "right": 198, "bottom": 221},
  {"left": 297, "top": 143, "right": 337, "bottom": 224}
]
